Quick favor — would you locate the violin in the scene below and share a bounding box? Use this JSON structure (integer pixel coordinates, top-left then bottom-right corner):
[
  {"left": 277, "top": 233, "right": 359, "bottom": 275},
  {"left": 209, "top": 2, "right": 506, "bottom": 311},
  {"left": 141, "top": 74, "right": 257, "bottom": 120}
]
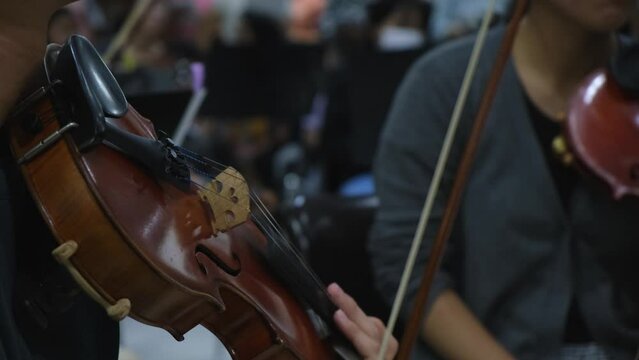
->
[
  {"left": 9, "top": 35, "right": 358, "bottom": 359},
  {"left": 559, "top": 40, "right": 639, "bottom": 199}
]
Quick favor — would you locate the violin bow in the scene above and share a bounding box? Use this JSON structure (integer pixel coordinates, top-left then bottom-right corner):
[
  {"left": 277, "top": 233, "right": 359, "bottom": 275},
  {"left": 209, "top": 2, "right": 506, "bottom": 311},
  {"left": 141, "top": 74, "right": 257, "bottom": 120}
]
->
[
  {"left": 103, "top": 0, "right": 154, "bottom": 64},
  {"left": 376, "top": 0, "right": 529, "bottom": 359}
]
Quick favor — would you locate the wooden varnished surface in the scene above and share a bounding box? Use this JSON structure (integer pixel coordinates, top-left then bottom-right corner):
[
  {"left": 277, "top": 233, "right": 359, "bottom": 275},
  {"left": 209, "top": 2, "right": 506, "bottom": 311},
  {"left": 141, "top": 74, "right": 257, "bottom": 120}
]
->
[
  {"left": 10, "top": 100, "right": 334, "bottom": 359},
  {"left": 568, "top": 70, "right": 639, "bottom": 199}
]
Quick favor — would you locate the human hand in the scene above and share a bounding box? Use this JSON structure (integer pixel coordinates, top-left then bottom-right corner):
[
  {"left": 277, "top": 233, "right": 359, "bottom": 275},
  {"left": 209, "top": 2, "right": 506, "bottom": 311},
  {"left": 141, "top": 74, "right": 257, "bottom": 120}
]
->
[{"left": 328, "top": 283, "right": 398, "bottom": 360}]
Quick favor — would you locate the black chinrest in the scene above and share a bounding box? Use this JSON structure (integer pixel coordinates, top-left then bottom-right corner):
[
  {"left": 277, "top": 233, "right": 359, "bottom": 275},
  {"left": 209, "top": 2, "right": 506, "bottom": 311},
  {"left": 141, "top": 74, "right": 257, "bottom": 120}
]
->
[
  {"left": 42, "top": 36, "right": 190, "bottom": 189},
  {"left": 54, "top": 35, "right": 127, "bottom": 118},
  {"left": 48, "top": 35, "right": 127, "bottom": 149}
]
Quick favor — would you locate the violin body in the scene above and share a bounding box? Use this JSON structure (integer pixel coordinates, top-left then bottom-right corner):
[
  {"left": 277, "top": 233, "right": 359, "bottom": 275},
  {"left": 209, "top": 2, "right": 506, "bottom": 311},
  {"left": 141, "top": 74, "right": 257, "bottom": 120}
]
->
[
  {"left": 9, "top": 36, "right": 351, "bottom": 359},
  {"left": 567, "top": 69, "right": 639, "bottom": 199},
  {"left": 10, "top": 96, "right": 334, "bottom": 360}
]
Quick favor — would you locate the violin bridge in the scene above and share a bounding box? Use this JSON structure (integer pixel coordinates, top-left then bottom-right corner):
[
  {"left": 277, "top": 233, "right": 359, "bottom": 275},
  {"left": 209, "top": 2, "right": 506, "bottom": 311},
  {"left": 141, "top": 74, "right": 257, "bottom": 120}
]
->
[{"left": 197, "top": 167, "right": 251, "bottom": 233}]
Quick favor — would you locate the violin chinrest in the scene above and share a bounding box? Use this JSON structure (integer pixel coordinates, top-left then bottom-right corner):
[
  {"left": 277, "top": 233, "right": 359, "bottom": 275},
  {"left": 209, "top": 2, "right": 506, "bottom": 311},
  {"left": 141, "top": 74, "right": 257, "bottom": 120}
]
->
[
  {"left": 49, "top": 35, "right": 127, "bottom": 149},
  {"left": 53, "top": 35, "right": 127, "bottom": 118}
]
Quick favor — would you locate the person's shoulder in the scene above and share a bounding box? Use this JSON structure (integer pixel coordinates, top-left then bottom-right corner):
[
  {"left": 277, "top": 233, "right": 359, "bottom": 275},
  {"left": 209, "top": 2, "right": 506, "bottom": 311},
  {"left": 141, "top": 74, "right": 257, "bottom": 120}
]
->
[
  {"left": 380, "top": 25, "right": 507, "bottom": 147},
  {"left": 406, "top": 25, "right": 506, "bottom": 86}
]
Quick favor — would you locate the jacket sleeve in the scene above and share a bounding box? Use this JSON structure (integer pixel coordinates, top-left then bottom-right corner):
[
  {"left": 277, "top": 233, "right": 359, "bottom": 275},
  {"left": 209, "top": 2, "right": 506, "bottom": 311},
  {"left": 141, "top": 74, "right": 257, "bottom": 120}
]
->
[{"left": 368, "top": 41, "right": 473, "bottom": 322}]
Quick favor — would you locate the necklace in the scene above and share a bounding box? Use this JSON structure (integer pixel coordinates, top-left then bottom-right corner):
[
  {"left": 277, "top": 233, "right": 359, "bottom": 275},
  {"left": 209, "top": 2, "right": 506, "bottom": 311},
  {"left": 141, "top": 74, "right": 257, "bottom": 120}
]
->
[{"left": 551, "top": 111, "right": 573, "bottom": 166}]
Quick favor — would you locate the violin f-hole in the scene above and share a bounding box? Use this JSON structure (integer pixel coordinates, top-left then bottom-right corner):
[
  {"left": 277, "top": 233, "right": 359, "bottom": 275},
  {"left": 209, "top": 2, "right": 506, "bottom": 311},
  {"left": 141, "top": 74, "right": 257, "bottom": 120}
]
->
[{"left": 195, "top": 244, "right": 241, "bottom": 277}]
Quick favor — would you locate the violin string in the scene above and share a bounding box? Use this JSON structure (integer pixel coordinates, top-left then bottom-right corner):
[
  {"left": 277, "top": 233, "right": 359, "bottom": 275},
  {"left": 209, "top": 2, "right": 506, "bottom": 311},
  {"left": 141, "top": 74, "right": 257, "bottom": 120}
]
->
[
  {"left": 249, "top": 199, "right": 329, "bottom": 295},
  {"left": 177, "top": 148, "right": 327, "bottom": 294},
  {"left": 244, "top": 183, "right": 329, "bottom": 294},
  {"left": 250, "top": 189, "right": 291, "bottom": 246},
  {"left": 31, "top": 96, "right": 328, "bottom": 304},
  {"left": 250, "top": 206, "right": 324, "bottom": 284},
  {"left": 247, "top": 208, "right": 329, "bottom": 297},
  {"left": 37, "top": 116, "right": 294, "bottom": 255},
  {"left": 189, "top": 174, "right": 315, "bottom": 280},
  {"left": 187, "top": 175, "right": 248, "bottom": 211},
  {"left": 34, "top": 100, "right": 331, "bottom": 302},
  {"left": 33, "top": 106, "right": 300, "bottom": 248},
  {"left": 176, "top": 146, "right": 292, "bottom": 241},
  {"left": 22, "top": 112, "right": 324, "bottom": 297},
  {"left": 187, "top": 180, "right": 292, "bottom": 266},
  {"left": 188, "top": 173, "right": 292, "bottom": 248},
  {"left": 176, "top": 147, "right": 295, "bottom": 236},
  {"left": 35, "top": 111, "right": 332, "bottom": 317},
  {"left": 176, "top": 146, "right": 249, "bottom": 182},
  {"left": 185, "top": 164, "right": 282, "bottom": 241},
  {"left": 249, "top": 191, "right": 307, "bottom": 262},
  {"left": 189, "top": 175, "right": 325, "bottom": 292},
  {"left": 177, "top": 147, "right": 292, "bottom": 240}
]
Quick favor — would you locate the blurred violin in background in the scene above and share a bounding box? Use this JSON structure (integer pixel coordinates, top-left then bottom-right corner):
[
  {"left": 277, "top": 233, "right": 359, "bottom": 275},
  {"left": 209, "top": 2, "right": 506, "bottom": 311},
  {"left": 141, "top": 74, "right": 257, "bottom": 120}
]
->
[{"left": 559, "top": 39, "right": 639, "bottom": 199}]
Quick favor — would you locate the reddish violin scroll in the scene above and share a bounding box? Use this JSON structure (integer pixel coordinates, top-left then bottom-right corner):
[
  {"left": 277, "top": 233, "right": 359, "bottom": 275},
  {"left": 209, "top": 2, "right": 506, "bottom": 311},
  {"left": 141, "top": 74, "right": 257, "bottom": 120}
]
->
[
  {"left": 566, "top": 69, "right": 639, "bottom": 199},
  {"left": 10, "top": 98, "right": 334, "bottom": 359}
]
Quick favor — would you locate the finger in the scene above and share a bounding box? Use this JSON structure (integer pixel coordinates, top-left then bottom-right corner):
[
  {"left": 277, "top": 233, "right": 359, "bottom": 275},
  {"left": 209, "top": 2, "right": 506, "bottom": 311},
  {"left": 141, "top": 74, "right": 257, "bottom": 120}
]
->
[
  {"left": 327, "top": 283, "right": 379, "bottom": 338},
  {"left": 369, "top": 316, "right": 386, "bottom": 338},
  {"left": 334, "top": 309, "right": 380, "bottom": 358},
  {"left": 385, "top": 335, "right": 399, "bottom": 360},
  {"left": 368, "top": 316, "right": 398, "bottom": 360}
]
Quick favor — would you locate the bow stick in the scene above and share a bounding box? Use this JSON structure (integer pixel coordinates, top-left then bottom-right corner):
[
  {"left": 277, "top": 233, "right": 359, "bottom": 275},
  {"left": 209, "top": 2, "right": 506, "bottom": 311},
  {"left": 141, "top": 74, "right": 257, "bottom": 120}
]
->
[
  {"left": 376, "top": 1, "right": 529, "bottom": 359},
  {"left": 103, "top": 0, "right": 154, "bottom": 64}
]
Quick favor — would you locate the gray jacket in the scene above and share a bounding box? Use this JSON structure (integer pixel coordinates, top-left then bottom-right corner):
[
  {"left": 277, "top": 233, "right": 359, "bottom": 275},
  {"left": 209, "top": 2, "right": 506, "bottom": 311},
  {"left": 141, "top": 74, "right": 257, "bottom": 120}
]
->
[{"left": 369, "top": 26, "right": 639, "bottom": 359}]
